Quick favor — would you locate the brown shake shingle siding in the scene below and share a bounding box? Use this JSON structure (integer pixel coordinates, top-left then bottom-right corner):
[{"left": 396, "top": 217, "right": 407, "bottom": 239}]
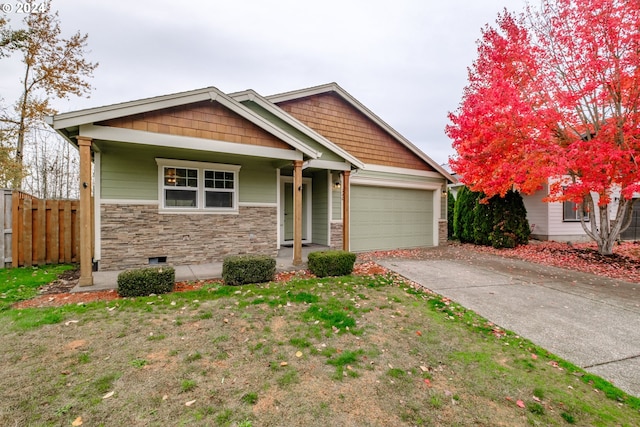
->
[
  {"left": 276, "top": 93, "right": 433, "bottom": 171},
  {"left": 97, "top": 101, "right": 293, "bottom": 150}
]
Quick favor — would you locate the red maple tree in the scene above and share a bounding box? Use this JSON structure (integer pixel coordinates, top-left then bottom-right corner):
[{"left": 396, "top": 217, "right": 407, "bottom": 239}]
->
[{"left": 447, "top": 0, "right": 640, "bottom": 255}]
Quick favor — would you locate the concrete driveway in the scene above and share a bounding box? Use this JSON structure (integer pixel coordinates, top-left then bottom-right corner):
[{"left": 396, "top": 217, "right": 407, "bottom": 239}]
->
[{"left": 377, "top": 246, "right": 640, "bottom": 398}]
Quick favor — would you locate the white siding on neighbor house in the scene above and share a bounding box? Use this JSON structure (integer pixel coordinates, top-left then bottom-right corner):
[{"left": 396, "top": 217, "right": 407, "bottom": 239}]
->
[
  {"left": 547, "top": 202, "right": 589, "bottom": 239},
  {"left": 522, "top": 182, "right": 595, "bottom": 241},
  {"left": 522, "top": 188, "right": 549, "bottom": 238}
]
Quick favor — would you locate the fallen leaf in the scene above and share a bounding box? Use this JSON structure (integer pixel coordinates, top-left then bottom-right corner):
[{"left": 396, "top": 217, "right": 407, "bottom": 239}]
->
[
  {"left": 280, "top": 361, "right": 288, "bottom": 367},
  {"left": 295, "top": 351, "right": 302, "bottom": 358},
  {"left": 516, "top": 400, "right": 525, "bottom": 408},
  {"left": 419, "top": 366, "right": 428, "bottom": 372},
  {"left": 424, "top": 379, "right": 432, "bottom": 387},
  {"left": 532, "top": 396, "right": 541, "bottom": 402},
  {"left": 531, "top": 354, "right": 538, "bottom": 360},
  {"left": 65, "top": 320, "right": 79, "bottom": 326},
  {"left": 185, "top": 399, "right": 196, "bottom": 406},
  {"left": 416, "top": 331, "right": 422, "bottom": 336},
  {"left": 102, "top": 391, "right": 114, "bottom": 399},
  {"left": 162, "top": 394, "right": 168, "bottom": 400},
  {"left": 72, "top": 417, "right": 83, "bottom": 426}
]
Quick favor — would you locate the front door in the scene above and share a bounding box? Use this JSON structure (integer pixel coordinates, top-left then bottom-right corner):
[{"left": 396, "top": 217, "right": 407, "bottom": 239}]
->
[{"left": 281, "top": 178, "right": 311, "bottom": 244}]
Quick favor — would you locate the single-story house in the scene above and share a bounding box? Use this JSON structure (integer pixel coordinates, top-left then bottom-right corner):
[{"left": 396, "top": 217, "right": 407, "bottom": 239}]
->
[{"left": 47, "top": 82, "right": 455, "bottom": 286}]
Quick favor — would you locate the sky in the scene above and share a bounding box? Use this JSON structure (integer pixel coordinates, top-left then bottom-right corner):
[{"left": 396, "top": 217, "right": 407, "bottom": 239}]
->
[{"left": 0, "top": 0, "right": 527, "bottom": 167}]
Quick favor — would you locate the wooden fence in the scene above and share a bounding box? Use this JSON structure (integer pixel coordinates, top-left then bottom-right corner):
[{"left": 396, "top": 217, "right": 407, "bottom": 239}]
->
[{"left": 0, "top": 190, "right": 90, "bottom": 268}]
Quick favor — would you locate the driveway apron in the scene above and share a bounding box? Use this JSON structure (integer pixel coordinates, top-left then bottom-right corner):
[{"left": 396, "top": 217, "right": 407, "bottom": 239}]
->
[{"left": 378, "top": 249, "right": 640, "bottom": 398}]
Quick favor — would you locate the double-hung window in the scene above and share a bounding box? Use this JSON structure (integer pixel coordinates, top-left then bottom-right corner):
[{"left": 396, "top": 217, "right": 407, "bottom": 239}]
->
[{"left": 157, "top": 159, "right": 240, "bottom": 213}]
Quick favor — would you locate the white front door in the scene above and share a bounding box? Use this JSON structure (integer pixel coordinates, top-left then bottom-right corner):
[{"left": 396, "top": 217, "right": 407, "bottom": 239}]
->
[{"left": 280, "top": 177, "right": 312, "bottom": 244}]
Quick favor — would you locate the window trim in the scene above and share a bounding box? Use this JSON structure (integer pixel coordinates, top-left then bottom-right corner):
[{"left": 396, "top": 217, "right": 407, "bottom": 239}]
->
[
  {"left": 156, "top": 158, "right": 241, "bottom": 213},
  {"left": 562, "top": 199, "right": 589, "bottom": 222}
]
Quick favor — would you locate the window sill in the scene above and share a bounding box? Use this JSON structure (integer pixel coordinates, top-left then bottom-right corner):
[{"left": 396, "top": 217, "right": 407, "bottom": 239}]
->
[{"left": 159, "top": 208, "right": 239, "bottom": 215}]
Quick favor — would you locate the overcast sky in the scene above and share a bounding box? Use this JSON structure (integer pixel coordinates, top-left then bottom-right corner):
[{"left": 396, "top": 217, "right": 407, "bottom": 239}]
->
[{"left": 1, "top": 0, "right": 526, "bottom": 166}]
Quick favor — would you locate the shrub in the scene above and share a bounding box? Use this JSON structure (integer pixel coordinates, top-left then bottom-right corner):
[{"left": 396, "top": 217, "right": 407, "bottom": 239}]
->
[
  {"left": 447, "top": 189, "right": 455, "bottom": 240},
  {"left": 472, "top": 197, "right": 493, "bottom": 246},
  {"left": 307, "top": 250, "right": 356, "bottom": 277},
  {"left": 453, "top": 186, "right": 480, "bottom": 243},
  {"left": 117, "top": 266, "right": 175, "bottom": 297},
  {"left": 222, "top": 255, "right": 275, "bottom": 286}
]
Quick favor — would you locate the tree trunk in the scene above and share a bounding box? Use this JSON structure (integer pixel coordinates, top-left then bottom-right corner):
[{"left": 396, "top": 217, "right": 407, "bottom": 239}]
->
[{"left": 581, "top": 195, "right": 633, "bottom": 256}]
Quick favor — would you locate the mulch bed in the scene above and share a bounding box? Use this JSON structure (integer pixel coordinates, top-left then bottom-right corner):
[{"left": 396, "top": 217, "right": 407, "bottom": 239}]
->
[
  {"left": 11, "top": 261, "right": 392, "bottom": 309},
  {"left": 12, "top": 242, "right": 640, "bottom": 309}
]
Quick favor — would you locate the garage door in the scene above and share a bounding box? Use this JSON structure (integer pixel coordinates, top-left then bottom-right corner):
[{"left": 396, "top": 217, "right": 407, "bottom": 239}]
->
[{"left": 350, "top": 185, "right": 433, "bottom": 252}]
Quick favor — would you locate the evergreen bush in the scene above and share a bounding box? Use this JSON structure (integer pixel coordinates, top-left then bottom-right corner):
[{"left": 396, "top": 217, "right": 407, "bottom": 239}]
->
[
  {"left": 472, "top": 196, "right": 493, "bottom": 246},
  {"left": 117, "top": 266, "right": 175, "bottom": 297},
  {"left": 222, "top": 255, "right": 276, "bottom": 286},
  {"left": 307, "top": 250, "right": 356, "bottom": 277},
  {"left": 447, "top": 189, "right": 456, "bottom": 239}
]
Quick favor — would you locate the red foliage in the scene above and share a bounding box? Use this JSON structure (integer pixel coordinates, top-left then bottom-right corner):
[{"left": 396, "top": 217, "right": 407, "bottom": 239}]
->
[{"left": 447, "top": 0, "right": 640, "bottom": 208}]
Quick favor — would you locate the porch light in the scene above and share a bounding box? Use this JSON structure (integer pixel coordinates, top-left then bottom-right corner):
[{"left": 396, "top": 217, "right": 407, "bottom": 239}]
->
[{"left": 333, "top": 181, "right": 341, "bottom": 190}]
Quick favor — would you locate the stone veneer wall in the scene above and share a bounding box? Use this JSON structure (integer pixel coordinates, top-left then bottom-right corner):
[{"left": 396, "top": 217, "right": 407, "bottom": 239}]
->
[
  {"left": 99, "top": 204, "right": 278, "bottom": 271},
  {"left": 330, "top": 221, "right": 343, "bottom": 250},
  {"left": 438, "top": 219, "right": 448, "bottom": 245}
]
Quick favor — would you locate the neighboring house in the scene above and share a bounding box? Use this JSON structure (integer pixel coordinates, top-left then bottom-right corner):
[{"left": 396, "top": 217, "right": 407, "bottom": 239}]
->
[
  {"left": 521, "top": 183, "right": 594, "bottom": 242},
  {"left": 47, "top": 83, "right": 455, "bottom": 286},
  {"left": 522, "top": 183, "right": 640, "bottom": 242},
  {"left": 450, "top": 175, "right": 640, "bottom": 242}
]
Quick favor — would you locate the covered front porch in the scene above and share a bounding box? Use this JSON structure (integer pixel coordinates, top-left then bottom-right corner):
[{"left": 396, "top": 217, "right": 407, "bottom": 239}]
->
[{"left": 278, "top": 162, "right": 352, "bottom": 264}]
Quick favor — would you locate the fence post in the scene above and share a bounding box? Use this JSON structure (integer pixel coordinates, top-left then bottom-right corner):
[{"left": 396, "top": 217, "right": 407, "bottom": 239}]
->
[{"left": 0, "top": 189, "right": 11, "bottom": 267}]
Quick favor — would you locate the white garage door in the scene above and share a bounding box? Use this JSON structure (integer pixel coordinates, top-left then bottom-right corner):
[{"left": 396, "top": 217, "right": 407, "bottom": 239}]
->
[{"left": 350, "top": 185, "right": 434, "bottom": 252}]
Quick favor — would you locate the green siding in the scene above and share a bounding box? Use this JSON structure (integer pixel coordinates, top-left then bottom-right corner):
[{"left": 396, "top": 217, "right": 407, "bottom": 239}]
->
[
  {"left": 243, "top": 101, "right": 344, "bottom": 162},
  {"left": 312, "top": 170, "right": 329, "bottom": 245},
  {"left": 351, "top": 186, "right": 433, "bottom": 252},
  {"left": 98, "top": 141, "right": 276, "bottom": 203},
  {"left": 331, "top": 172, "right": 342, "bottom": 220}
]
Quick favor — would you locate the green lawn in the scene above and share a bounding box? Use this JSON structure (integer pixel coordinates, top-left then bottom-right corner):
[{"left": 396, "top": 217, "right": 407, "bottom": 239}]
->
[
  {"left": 0, "top": 264, "right": 76, "bottom": 310},
  {"left": 0, "top": 270, "right": 638, "bottom": 426}
]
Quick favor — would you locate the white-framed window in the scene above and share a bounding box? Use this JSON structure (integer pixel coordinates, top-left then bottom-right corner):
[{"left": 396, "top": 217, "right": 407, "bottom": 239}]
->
[
  {"left": 563, "top": 200, "right": 589, "bottom": 222},
  {"left": 156, "top": 158, "right": 240, "bottom": 213}
]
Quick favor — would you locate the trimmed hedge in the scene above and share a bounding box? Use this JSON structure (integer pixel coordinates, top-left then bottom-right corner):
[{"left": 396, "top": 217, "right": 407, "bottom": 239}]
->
[
  {"left": 222, "top": 255, "right": 276, "bottom": 286},
  {"left": 307, "top": 250, "right": 356, "bottom": 277},
  {"left": 117, "top": 266, "right": 175, "bottom": 297}
]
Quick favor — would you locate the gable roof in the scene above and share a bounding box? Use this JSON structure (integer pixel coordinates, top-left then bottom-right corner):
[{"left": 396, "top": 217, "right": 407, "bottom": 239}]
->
[
  {"left": 46, "top": 83, "right": 454, "bottom": 182},
  {"left": 229, "top": 89, "right": 365, "bottom": 170},
  {"left": 267, "top": 82, "right": 455, "bottom": 182},
  {"left": 46, "top": 86, "right": 321, "bottom": 159}
]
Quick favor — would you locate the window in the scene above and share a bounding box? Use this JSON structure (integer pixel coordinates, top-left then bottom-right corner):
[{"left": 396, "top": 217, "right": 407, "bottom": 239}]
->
[
  {"left": 157, "top": 159, "right": 240, "bottom": 212},
  {"left": 563, "top": 200, "right": 589, "bottom": 222},
  {"left": 164, "top": 167, "right": 198, "bottom": 207},
  {"left": 204, "top": 170, "right": 234, "bottom": 208}
]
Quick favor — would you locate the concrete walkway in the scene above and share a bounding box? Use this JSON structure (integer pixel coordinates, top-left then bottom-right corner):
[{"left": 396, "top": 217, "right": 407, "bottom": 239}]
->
[
  {"left": 377, "top": 247, "right": 640, "bottom": 398},
  {"left": 72, "top": 245, "right": 324, "bottom": 292}
]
